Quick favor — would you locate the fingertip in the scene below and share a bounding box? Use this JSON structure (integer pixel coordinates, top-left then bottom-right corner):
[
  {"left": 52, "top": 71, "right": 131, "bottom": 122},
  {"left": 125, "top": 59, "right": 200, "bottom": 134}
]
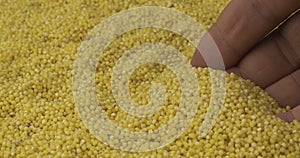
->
[
  {"left": 191, "top": 50, "right": 205, "bottom": 68},
  {"left": 276, "top": 112, "right": 294, "bottom": 123},
  {"left": 291, "top": 105, "right": 300, "bottom": 121}
]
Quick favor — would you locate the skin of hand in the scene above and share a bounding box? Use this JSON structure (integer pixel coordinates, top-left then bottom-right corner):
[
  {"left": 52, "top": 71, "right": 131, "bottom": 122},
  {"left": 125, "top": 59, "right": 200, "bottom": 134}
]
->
[{"left": 191, "top": 0, "right": 300, "bottom": 122}]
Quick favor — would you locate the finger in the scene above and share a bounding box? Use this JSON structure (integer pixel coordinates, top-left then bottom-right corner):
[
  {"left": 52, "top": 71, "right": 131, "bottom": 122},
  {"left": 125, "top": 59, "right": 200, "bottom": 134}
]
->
[
  {"left": 191, "top": 0, "right": 300, "bottom": 68},
  {"left": 191, "top": 32, "right": 225, "bottom": 70},
  {"left": 228, "top": 10, "right": 300, "bottom": 88},
  {"left": 277, "top": 105, "right": 300, "bottom": 122},
  {"left": 265, "top": 69, "right": 300, "bottom": 108},
  {"left": 291, "top": 105, "right": 300, "bottom": 121},
  {"left": 276, "top": 112, "right": 294, "bottom": 123}
]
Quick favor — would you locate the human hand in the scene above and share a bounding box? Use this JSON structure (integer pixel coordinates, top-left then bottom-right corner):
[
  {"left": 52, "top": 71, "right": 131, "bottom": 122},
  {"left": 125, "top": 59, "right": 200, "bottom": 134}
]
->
[{"left": 191, "top": 0, "right": 300, "bottom": 122}]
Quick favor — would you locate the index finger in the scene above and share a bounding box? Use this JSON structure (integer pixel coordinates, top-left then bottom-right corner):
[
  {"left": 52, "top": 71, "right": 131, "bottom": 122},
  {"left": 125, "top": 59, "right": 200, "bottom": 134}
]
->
[{"left": 191, "top": 0, "right": 300, "bottom": 68}]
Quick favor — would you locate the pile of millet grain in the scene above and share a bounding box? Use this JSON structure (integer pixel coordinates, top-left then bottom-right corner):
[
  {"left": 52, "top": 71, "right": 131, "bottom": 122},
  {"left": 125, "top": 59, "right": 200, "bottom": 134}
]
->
[{"left": 0, "top": 0, "right": 299, "bottom": 157}]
